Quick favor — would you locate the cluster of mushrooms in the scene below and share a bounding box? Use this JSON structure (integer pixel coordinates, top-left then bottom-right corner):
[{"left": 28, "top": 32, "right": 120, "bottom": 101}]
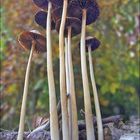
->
[{"left": 17, "top": 0, "right": 104, "bottom": 140}]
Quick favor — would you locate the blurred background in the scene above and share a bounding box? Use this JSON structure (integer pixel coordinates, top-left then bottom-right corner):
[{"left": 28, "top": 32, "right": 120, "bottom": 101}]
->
[{"left": 0, "top": 0, "right": 139, "bottom": 130}]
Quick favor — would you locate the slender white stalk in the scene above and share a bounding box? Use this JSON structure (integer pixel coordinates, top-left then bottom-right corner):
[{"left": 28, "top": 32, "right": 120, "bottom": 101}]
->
[
  {"left": 80, "top": 10, "right": 95, "bottom": 140},
  {"left": 17, "top": 43, "right": 35, "bottom": 140},
  {"left": 88, "top": 47, "right": 104, "bottom": 140},
  {"left": 65, "top": 37, "right": 72, "bottom": 139},
  {"left": 65, "top": 38, "right": 68, "bottom": 95},
  {"left": 68, "top": 27, "right": 78, "bottom": 140},
  {"left": 65, "top": 38, "right": 70, "bottom": 95},
  {"left": 47, "top": 2, "right": 60, "bottom": 140},
  {"left": 59, "top": 0, "right": 69, "bottom": 139}
]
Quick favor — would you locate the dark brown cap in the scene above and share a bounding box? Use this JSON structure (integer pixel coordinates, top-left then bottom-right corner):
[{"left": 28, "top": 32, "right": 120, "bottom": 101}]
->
[
  {"left": 78, "top": 36, "right": 100, "bottom": 52},
  {"left": 69, "top": 0, "right": 100, "bottom": 25},
  {"left": 52, "top": 5, "right": 82, "bottom": 22},
  {"left": 35, "top": 11, "right": 55, "bottom": 30},
  {"left": 55, "top": 17, "right": 81, "bottom": 37},
  {"left": 33, "top": 0, "right": 49, "bottom": 10},
  {"left": 18, "top": 30, "right": 46, "bottom": 53},
  {"left": 52, "top": 7, "right": 62, "bottom": 22},
  {"left": 51, "top": 0, "right": 63, "bottom": 8},
  {"left": 85, "top": 36, "right": 100, "bottom": 52},
  {"left": 51, "top": 0, "right": 77, "bottom": 8}
]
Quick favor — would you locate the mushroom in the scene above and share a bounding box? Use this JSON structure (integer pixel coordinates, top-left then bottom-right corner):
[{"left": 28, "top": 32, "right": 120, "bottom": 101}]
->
[
  {"left": 80, "top": 13, "right": 95, "bottom": 140},
  {"left": 73, "top": 1, "right": 100, "bottom": 140},
  {"left": 68, "top": 0, "right": 100, "bottom": 25},
  {"left": 86, "top": 36, "right": 104, "bottom": 140},
  {"left": 33, "top": 0, "right": 60, "bottom": 139},
  {"left": 47, "top": 2, "right": 60, "bottom": 140},
  {"left": 56, "top": 17, "right": 81, "bottom": 140},
  {"left": 57, "top": 0, "right": 70, "bottom": 140},
  {"left": 17, "top": 30, "right": 46, "bottom": 140}
]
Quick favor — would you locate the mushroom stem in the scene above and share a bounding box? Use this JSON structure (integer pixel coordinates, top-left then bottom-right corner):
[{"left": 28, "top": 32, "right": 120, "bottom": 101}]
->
[
  {"left": 65, "top": 38, "right": 70, "bottom": 96},
  {"left": 88, "top": 47, "right": 104, "bottom": 140},
  {"left": 65, "top": 37, "right": 72, "bottom": 139},
  {"left": 47, "top": 2, "right": 60, "bottom": 140},
  {"left": 65, "top": 38, "right": 69, "bottom": 90},
  {"left": 67, "top": 26, "right": 78, "bottom": 140},
  {"left": 59, "top": 0, "right": 69, "bottom": 139},
  {"left": 80, "top": 10, "right": 95, "bottom": 140},
  {"left": 17, "top": 42, "right": 35, "bottom": 140}
]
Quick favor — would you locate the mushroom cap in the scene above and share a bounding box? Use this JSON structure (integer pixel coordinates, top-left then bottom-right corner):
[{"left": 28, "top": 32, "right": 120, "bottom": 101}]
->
[
  {"left": 51, "top": 0, "right": 77, "bottom": 8},
  {"left": 56, "top": 17, "right": 81, "bottom": 37},
  {"left": 18, "top": 30, "right": 46, "bottom": 53},
  {"left": 33, "top": 0, "right": 49, "bottom": 10},
  {"left": 51, "top": 0, "right": 63, "bottom": 7},
  {"left": 35, "top": 11, "right": 55, "bottom": 30},
  {"left": 69, "top": 0, "right": 100, "bottom": 25},
  {"left": 52, "top": 7, "right": 63, "bottom": 22},
  {"left": 85, "top": 36, "right": 100, "bottom": 52},
  {"left": 52, "top": 5, "right": 81, "bottom": 22}
]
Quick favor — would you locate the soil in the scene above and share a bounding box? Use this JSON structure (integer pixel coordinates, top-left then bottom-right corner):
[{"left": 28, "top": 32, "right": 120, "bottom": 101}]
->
[{"left": 0, "top": 116, "right": 139, "bottom": 140}]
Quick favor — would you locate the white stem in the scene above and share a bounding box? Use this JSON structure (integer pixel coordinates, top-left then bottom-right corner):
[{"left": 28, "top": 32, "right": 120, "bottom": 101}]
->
[
  {"left": 68, "top": 27, "right": 78, "bottom": 140},
  {"left": 17, "top": 43, "right": 35, "bottom": 140},
  {"left": 88, "top": 47, "right": 104, "bottom": 140},
  {"left": 65, "top": 38, "right": 70, "bottom": 95},
  {"left": 65, "top": 37, "right": 72, "bottom": 139},
  {"left": 80, "top": 10, "right": 95, "bottom": 140},
  {"left": 59, "top": 0, "right": 69, "bottom": 139},
  {"left": 47, "top": 2, "right": 60, "bottom": 140}
]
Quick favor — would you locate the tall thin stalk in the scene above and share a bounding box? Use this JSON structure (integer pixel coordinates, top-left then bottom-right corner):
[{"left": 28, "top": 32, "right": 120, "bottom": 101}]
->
[
  {"left": 65, "top": 37, "right": 72, "bottom": 139},
  {"left": 17, "top": 42, "right": 35, "bottom": 140},
  {"left": 88, "top": 47, "right": 104, "bottom": 140},
  {"left": 59, "top": 0, "right": 69, "bottom": 139},
  {"left": 80, "top": 9, "right": 95, "bottom": 140},
  {"left": 47, "top": 2, "right": 60, "bottom": 140},
  {"left": 67, "top": 26, "right": 78, "bottom": 140},
  {"left": 65, "top": 38, "right": 69, "bottom": 95}
]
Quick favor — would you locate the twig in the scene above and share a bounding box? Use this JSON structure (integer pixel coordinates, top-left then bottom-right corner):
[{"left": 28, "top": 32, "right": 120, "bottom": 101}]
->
[
  {"left": 27, "top": 100, "right": 61, "bottom": 138},
  {"left": 78, "top": 115, "right": 123, "bottom": 130}
]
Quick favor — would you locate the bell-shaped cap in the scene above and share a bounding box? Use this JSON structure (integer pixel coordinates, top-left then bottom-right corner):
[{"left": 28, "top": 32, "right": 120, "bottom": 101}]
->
[
  {"left": 69, "top": 0, "right": 100, "bottom": 25},
  {"left": 51, "top": 0, "right": 76, "bottom": 8},
  {"left": 56, "top": 17, "right": 81, "bottom": 37},
  {"left": 52, "top": 7, "right": 63, "bottom": 22},
  {"left": 52, "top": 5, "right": 81, "bottom": 22},
  {"left": 85, "top": 36, "right": 100, "bottom": 52},
  {"left": 51, "top": 0, "right": 63, "bottom": 7},
  {"left": 18, "top": 30, "right": 46, "bottom": 53},
  {"left": 33, "top": 0, "right": 49, "bottom": 10},
  {"left": 35, "top": 11, "right": 55, "bottom": 30}
]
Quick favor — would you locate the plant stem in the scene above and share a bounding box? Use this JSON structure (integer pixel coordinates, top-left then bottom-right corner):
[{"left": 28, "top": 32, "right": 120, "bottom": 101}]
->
[
  {"left": 65, "top": 38, "right": 70, "bottom": 96},
  {"left": 47, "top": 2, "right": 60, "bottom": 140},
  {"left": 67, "top": 26, "right": 78, "bottom": 140},
  {"left": 59, "top": 0, "right": 69, "bottom": 139},
  {"left": 88, "top": 47, "right": 104, "bottom": 140},
  {"left": 65, "top": 38, "right": 69, "bottom": 88},
  {"left": 17, "top": 42, "right": 35, "bottom": 140},
  {"left": 65, "top": 37, "right": 72, "bottom": 139},
  {"left": 80, "top": 9, "right": 95, "bottom": 140}
]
